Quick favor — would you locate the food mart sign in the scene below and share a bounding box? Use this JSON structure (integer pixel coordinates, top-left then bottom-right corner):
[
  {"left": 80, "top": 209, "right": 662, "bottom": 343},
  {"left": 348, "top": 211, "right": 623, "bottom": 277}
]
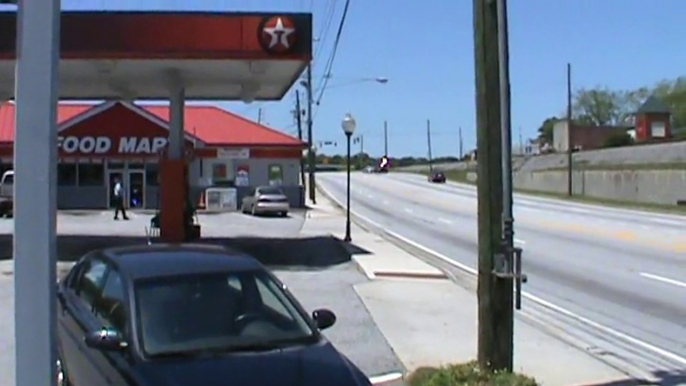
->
[{"left": 57, "top": 136, "right": 174, "bottom": 155}]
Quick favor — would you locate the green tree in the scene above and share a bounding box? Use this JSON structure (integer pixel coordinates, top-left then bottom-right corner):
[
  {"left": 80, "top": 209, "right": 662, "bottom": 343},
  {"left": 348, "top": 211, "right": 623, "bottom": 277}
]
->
[
  {"left": 572, "top": 87, "right": 634, "bottom": 125},
  {"left": 651, "top": 77, "right": 686, "bottom": 128},
  {"left": 603, "top": 132, "right": 634, "bottom": 148},
  {"left": 536, "top": 116, "right": 559, "bottom": 144},
  {"left": 570, "top": 77, "right": 686, "bottom": 129}
]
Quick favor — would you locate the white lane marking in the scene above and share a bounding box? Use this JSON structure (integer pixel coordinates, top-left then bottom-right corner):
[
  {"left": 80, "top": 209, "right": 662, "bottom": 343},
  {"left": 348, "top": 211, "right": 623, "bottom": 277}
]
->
[
  {"left": 437, "top": 218, "right": 452, "bottom": 224},
  {"left": 650, "top": 219, "right": 684, "bottom": 226},
  {"left": 404, "top": 208, "right": 413, "bottom": 214},
  {"left": 369, "top": 372, "right": 404, "bottom": 385},
  {"left": 639, "top": 272, "right": 686, "bottom": 289},
  {"left": 317, "top": 182, "right": 686, "bottom": 367},
  {"left": 514, "top": 238, "right": 526, "bottom": 245}
]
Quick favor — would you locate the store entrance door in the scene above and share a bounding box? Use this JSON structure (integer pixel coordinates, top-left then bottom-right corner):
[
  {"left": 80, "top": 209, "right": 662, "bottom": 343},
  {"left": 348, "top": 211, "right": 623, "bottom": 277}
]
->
[{"left": 106, "top": 170, "right": 146, "bottom": 209}]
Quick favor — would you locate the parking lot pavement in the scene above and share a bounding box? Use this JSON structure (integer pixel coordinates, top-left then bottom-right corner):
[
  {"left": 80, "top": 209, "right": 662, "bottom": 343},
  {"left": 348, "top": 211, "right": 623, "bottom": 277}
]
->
[
  {"left": 0, "top": 210, "right": 307, "bottom": 262},
  {"left": 275, "top": 265, "right": 405, "bottom": 380},
  {"left": 0, "top": 276, "right": 14, "bottom": 386},
  {"left": 0, "top": 208, "right": 405, "bottom": 384}
]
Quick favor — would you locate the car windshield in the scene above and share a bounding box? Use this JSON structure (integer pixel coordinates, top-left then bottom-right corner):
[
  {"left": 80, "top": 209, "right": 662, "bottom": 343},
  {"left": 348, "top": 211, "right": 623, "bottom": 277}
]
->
[
  {"left": 134, "top": 270, "right": 316, "bottom": 357},
  {"left": 257, "top": 187, "right": 283, "bottom": 195}
]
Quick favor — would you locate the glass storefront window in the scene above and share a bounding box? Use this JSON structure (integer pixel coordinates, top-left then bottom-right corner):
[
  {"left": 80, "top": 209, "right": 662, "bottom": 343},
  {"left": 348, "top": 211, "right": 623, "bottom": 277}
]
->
[
  {"left": 57, "top": 164, "right": 77, "bottom": 186},
  {"left": 268, "top": 164, "right": 283, "bottom": 186},
  {"left": 78, "top": 164, "right": 104, "bottom": 186},
  {"left": 145, "top": 163, "right": 159, "bottom": 187},
  {"left": 108, "top": 160, "right": 125, "bottom": 169}
]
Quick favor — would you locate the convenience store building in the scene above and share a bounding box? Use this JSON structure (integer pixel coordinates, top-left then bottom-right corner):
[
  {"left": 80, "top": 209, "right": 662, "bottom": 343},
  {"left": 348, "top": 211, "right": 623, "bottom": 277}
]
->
[{"left": 0, "top": 100, "right": 307, "bottom": 209}]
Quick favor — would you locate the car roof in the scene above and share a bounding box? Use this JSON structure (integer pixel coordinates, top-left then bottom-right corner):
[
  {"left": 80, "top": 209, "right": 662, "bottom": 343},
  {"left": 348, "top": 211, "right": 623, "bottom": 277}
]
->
[
  {"left": 100, "top": 244, "right": 264, "bottom": 281},
  {"left": 256, "top": 186, "right": 284, "bottom": 192}
]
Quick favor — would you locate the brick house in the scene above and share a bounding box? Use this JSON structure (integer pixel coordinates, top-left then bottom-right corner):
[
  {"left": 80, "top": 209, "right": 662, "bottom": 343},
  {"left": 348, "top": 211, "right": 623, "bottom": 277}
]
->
[
  {"left": 552, "top": 120, "right": 630, "bottom": 152},
  {"left": 633, "top": 95, "right": 672, "bottom": 141}
]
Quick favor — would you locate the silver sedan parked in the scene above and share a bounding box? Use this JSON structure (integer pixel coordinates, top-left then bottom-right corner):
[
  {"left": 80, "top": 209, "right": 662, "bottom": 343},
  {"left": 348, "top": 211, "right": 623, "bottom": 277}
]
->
[{"left": 241, "top": 186, "right": 290, "bottom": 216}]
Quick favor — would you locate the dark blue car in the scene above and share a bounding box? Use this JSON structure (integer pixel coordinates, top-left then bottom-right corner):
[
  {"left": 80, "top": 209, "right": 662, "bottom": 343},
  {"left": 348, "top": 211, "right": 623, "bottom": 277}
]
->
[{"left": 56, "top": 244, "right": 371, "bottom": 386}]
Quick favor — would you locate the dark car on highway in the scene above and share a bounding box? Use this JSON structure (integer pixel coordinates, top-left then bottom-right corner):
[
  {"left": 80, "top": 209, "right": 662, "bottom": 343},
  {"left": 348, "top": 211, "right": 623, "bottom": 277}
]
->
[
  {"left": 56, "top": 244, "right": 371, "bottom": 386},
  {"left": 428, "top": 170, "right": 446, "bottom": 183}
]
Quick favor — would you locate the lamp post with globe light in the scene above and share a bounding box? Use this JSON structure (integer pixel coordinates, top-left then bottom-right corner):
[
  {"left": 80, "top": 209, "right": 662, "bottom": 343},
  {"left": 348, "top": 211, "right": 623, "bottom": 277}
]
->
[{"left": 341, "top": 113, "right": 356, "bottom": 242}]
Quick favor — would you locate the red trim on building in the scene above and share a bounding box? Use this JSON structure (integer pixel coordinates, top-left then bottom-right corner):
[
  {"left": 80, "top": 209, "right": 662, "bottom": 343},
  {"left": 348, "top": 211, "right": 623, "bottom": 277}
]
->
[{"left": 0, "top": 101, "right": 306, "bottom": 158}]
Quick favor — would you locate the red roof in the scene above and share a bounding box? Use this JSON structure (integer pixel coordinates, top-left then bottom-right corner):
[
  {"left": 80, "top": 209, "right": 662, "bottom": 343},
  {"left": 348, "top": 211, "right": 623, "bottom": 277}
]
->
[{"left": 0, "top": 101, "right": 305, "bottom": 147}]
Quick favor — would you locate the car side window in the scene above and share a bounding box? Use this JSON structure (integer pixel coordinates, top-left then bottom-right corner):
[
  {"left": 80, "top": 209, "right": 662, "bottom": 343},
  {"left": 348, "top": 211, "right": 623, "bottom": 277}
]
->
[
  {"left": 75, "top": 259, "right": 108, "bottom": 309},
  {"left": 96, "top": 270, "right": 127, "bottom": 333},
  {"left": 227, "top": 276, "right": 242, "bottom": 291},
  {"left": 255, "top": 279, "right": 294, "bottom": 321},
  {"left": 66, "top": 262, "right": 86, "bottom": 291}
]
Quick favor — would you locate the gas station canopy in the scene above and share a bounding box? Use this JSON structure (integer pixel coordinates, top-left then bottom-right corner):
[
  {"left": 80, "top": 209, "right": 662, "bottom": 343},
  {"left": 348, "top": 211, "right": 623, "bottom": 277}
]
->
[
  {"left": 0, "top": 11, "right": 313, "bottom": 100},
  {"left": 5, "top": 8, "right": 313, "bottom": 386}
]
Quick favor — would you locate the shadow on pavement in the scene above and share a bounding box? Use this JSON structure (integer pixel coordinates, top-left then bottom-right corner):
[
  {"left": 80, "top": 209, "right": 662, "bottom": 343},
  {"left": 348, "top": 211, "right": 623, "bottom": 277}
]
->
[
  {"left": 581, "top": 369, "right": 686, "bottom": 386},
  {"left": 0, "top": 234, "right": 371, "bottom": 270},
  {"left": 218, "top": 236, "right": 370, "bottom": 269}
]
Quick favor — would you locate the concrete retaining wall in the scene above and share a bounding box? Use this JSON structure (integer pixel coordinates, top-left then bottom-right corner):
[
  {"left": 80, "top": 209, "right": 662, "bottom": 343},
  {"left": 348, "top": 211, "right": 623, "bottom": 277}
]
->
[{"left": 513, "top": 169, "right": 686, "bottom": 205}]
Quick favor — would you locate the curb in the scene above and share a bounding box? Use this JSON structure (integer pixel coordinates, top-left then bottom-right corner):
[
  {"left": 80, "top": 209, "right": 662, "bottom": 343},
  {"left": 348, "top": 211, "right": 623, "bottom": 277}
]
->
[{"left": 314, "top": 185, "right": 449, "bottom": 281}]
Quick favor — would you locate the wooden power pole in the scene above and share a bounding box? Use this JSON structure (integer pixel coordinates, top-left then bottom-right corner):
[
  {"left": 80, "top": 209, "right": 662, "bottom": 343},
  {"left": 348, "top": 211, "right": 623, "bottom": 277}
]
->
[
  {"left": 566, "top": 63, "right": 573, "bottom": 197},
  {"left": 306, "top": 65, "right": 316, "bottom": 204},
  {"left": 383, "top": 120, "right": 389, "bottom": 156},
  {"left": 295, "top": 91, "right": 306, "bottom": 187},
  {"left": 458, "top": 126, "right": 464, "bottom": 159},
  {"left": 473, "top": 0, "right": 514, "bottom": 372},
  {"left": 426, "top": 119, "right": 434, "bottom": 172}
]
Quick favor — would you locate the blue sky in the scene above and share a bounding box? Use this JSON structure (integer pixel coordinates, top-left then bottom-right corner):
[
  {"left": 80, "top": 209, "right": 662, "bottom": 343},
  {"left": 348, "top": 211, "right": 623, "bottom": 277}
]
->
[{"left": 3, "top": 0, "right": 685, "bottom": 157}]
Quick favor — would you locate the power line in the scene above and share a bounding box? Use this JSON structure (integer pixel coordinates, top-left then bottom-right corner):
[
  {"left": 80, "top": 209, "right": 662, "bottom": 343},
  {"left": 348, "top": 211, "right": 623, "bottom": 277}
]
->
[
  {"left": 313, "top": 0, "right": 351, "bottom": 106},
  {"left": 314, "top": 0, "right": 338, "bottom": 65}
]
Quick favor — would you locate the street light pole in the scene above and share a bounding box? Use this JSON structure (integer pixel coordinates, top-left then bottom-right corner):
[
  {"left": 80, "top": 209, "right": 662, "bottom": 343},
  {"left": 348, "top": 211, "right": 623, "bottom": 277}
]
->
[{"left": 341, "top": 113, "right": 357, "bottom": 242}]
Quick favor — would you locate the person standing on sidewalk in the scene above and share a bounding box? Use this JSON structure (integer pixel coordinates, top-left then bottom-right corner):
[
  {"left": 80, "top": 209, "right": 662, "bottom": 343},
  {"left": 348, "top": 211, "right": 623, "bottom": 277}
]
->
[{"left": 113, "top": 177, "right": 129, "bottom": 220}]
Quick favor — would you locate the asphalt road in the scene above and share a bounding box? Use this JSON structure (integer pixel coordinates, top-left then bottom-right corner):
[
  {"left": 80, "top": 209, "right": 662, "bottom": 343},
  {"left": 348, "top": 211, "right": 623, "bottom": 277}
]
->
[{"left": 318, "top": 171, "right": 686, "bottom": 378}]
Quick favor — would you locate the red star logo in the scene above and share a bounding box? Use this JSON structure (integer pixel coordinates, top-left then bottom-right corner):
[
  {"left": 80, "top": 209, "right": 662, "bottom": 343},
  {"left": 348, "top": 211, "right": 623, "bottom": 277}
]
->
[{"left": 259, "top": 16, "right": 297, "bottom": 54}]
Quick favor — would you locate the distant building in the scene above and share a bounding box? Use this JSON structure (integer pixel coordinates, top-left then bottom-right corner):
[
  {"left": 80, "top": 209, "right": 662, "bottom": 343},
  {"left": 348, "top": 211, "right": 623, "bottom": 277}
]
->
[
  {"left": 632, "top": 95, "right": 672, "bottom": 141},
  {"left": 552, "top": 120, "right": 630, "bottom": 152}
]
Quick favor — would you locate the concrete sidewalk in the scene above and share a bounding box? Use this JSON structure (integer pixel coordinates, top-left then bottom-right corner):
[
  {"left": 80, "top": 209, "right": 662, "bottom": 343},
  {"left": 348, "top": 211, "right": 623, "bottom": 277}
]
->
[{"left": 306, "top": 189, "right": 633, "bottom": 386}]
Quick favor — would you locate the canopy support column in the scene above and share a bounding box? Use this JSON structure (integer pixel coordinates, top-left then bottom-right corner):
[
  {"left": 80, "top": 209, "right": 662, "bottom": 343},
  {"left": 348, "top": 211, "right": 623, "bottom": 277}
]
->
[
  {"left": 13, "top": 0, "right": 60, "bottom": 385},
  {"left": 159, "top": 81, "right": 191, "bottom": 242}
]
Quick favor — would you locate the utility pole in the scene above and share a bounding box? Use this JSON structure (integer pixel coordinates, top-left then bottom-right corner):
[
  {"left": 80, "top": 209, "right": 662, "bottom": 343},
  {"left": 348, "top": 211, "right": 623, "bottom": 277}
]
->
[
  {"left": 427, "top": 119, "right": 434, "bottom": 172},
  {"left": 474, "top": 0, "right": 513, "bottom": 372},
  {"left": 566, "top": 63, "right": 573, "bottom": 197},
  {"left": 257, "top": 108, "right": 263, "bottom": 124},
  {"left": 518, "top": 126, "right": 524, "bottom": 155},
  {"left": 306, "top": 65, "right": 316, "bottom": 204},
  {"left": 459, "top": 126, "right": 464, "bottom": 159},
  {"left": 295, "top": 91, "right": 306, "bottom": 187},
  {"left": 358, "top": 134, "right": 365, "bottom": 168},
  {"left": 383, "top": 120, "right": 389, "bottom": 156}
]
